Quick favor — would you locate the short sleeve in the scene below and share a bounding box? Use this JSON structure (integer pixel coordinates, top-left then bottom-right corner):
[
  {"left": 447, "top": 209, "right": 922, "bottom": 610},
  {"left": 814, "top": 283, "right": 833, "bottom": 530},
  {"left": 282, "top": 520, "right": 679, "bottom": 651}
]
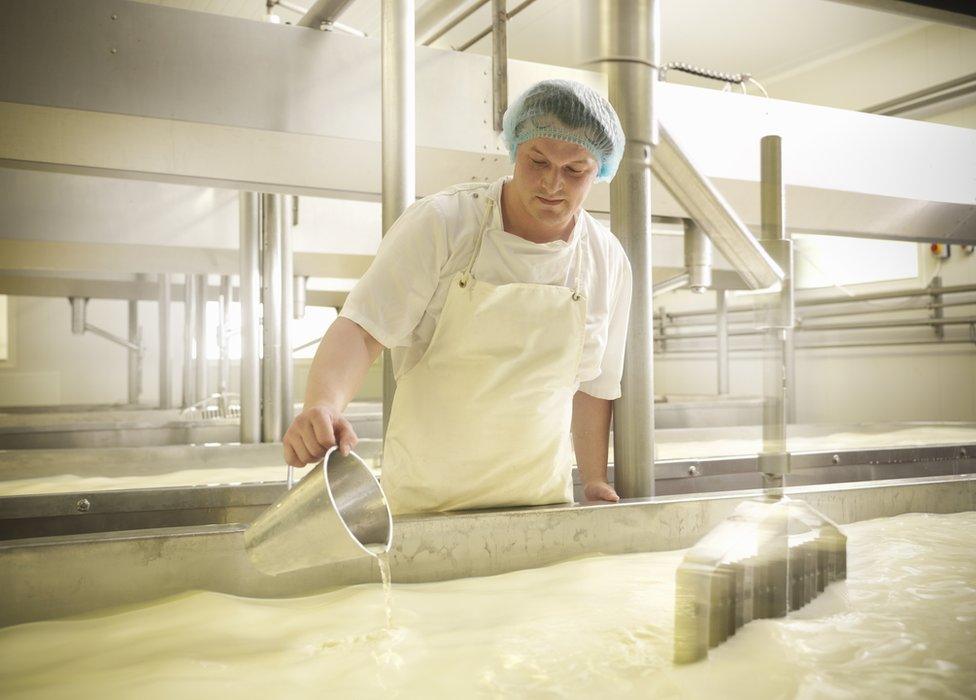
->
[
  {"left": 578, "top": 252, "right": 632, "bottom": 400},
  {"left": 339, "top": 198, "right": 448, "bottom": 349}
]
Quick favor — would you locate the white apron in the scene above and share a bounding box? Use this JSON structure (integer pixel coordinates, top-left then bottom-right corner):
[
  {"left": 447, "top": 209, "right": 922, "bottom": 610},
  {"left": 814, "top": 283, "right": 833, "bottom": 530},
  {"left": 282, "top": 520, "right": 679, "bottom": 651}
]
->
[{"left": 382, "top": 194, "right": 589, "bottom": 515}]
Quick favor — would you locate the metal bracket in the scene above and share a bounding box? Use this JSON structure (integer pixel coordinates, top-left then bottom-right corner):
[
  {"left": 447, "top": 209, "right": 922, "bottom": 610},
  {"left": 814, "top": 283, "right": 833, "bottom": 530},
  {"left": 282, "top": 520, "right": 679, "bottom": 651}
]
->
[{"left": 930, "top": 276, "right": 945, "bottom": 340}]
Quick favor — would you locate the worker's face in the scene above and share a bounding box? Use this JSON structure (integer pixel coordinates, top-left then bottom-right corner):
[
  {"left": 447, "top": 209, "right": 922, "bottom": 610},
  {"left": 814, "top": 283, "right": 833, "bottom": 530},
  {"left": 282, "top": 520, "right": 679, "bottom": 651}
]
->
[{"left": 511, "top": 138, "right": 598, "bottom": 230}]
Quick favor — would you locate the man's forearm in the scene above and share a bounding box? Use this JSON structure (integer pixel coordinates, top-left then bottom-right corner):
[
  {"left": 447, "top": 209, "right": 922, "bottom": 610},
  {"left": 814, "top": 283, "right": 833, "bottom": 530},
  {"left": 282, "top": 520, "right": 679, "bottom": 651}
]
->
[
  {"left": 303, "top": 317, "right": 384, "bottom": 412},
  {"left": 571, "top": 390, "right": 613, "bottom": 485}
]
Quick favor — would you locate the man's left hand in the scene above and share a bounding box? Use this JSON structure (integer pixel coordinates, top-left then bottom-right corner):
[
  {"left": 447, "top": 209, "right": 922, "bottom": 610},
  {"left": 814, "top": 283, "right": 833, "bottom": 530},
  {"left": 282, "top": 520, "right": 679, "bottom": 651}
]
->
[{"left": 583, "top": 480, "right": 620, "bottom": 503}]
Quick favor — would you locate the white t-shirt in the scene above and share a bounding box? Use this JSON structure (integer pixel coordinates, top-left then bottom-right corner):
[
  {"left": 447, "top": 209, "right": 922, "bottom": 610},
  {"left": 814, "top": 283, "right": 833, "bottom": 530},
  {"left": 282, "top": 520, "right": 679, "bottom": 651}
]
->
[{"left": 340, "top": 177, "right": 633, "bottom": 400}]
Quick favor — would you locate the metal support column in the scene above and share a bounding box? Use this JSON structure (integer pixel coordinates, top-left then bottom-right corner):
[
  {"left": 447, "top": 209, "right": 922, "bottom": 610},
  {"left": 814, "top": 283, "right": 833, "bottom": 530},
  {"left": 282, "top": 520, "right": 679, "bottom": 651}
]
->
[
  {"left": 588, "top": 0, "right": 658, "bottom": 498},
  {"left": 181, "top": 273, "right": 196, "bottom": 408},
  {"left": 758, "top": 135, "right": 793, "bottom": 495},
  {"left": 491, "top": 0, "right": 508, "bottom": 132},
  {"left": 280, "top": 195, "right": 295, "bottom": 437},
  {"left": 240, "top": 192, "right": 262, "bottom": 444},
  {"left": 194, "top": 273, "right": 208, "bottom": 404},
  {"left": 785, "top": 325, "right": 797, "bottom": 423},
  {"left": 218, "top": 274, "right": 232, "bottom": 411},
  {"left": 261, "top": 193, "right": 283, "bottom": 443},
  {"left": 158, "top": 274, "right": 173, "bottom": 409},
  {"left": 381, "top": 0, "right": 416, "bottom": 445},
  {"left": 126, "top": 293, "right": 141, "bottom": 405},
  {"left": 716, "top": 289, "right": 729, "bottom": 395}
]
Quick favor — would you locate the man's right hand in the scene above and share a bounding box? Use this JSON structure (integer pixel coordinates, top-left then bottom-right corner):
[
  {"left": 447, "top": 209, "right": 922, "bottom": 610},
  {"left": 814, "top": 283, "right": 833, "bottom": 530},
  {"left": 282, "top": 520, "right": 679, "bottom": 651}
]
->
[{"left": 283, "top": 403, "right": 359, "bottom": 468}]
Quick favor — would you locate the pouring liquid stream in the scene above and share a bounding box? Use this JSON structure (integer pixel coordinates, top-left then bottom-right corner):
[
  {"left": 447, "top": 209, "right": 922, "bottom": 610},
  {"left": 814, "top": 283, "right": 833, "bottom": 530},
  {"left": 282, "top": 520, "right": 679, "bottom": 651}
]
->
[{"left": 366, "top": 544, "right": 393, "bottom": 631}]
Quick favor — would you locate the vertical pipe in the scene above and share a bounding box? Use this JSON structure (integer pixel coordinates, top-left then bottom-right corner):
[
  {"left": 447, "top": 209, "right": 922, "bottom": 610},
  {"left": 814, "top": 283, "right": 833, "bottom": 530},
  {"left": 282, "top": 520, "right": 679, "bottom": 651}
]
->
[
  {"left": 931, "top": 276, "right": 945, "bottom": 340},
  {"left": 684, "top": 220, "right": 713, "bottom": 293},
  {"left": 262, "top": 193, "right": 283, "bottom": 442},
  {"left": 280, "top": 195, "right": 295, "bottom": 438},
  {"left": 381, "top": 0, "right": 416, "bottom": 444},
  {"left": 588, "top": 0, "right": 658, "bottom": 498},
  {"left": 785, "top": 326, "right": 796, "bottom": 423},
  {"left": 127, "top": 295, "right": 140, "bottom": 405},
  {"left": 240, "top": 192, "right": 262, "bottom": 444},
  {"left": 158, "top": 274, "right": 173, "bottom": 409},
  {"left": 758, "top": 135, "right": 792, "bottom": 494},
  {"left": 491, "top": 0, "right": 508, "bottom": 132},
  {"left": 218, "top": 275, "right": 232, "bottom": 406},
  {"left": 194, "top": 273, "right": 208, "bottom": 404},
  {"left": 182, "top": 274, "right": 196, "bottom": 408},
  {"left": 294, "top": 276, "right": 308, "bottom": 319},
  {"left": 716, "top": 289, "right": 730, "bottom": 395},
  {"left": 70, "top": 297, "right": 87, "bottom": 335}
]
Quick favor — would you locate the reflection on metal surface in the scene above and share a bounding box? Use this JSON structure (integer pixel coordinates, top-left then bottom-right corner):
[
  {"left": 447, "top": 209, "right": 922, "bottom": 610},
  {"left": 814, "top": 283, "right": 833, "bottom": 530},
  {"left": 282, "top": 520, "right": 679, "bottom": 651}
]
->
[
  {"left": 674, "top": 497, "right": 846, "bottom": 663},
  {"left": 0, "top": 475, "right": 972, "bottom": 627},
  {"left": 244, "top": 448, "right": 391, "bottom": 576}
]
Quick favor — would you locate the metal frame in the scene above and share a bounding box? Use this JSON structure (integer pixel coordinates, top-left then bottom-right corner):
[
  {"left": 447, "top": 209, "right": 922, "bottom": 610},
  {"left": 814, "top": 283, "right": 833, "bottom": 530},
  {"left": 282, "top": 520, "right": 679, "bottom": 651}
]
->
[
  {"left": 380, "top": 0, "right": 416, "bottom": 443},
  {"left": 1, "top": 0, "right": 973, "bottom": 242},
  {"left": 2, "top": 473, "right": 973, "bottom": 627},
  {"left": 825, "top": 0, "right": 976, "bottom": 30}
]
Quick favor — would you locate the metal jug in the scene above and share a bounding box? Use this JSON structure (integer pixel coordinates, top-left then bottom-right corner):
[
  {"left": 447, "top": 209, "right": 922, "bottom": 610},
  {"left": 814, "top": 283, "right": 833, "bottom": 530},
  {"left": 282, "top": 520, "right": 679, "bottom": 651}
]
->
[{"left": 244, "top": 446, "right": 392, "bottom": 576}]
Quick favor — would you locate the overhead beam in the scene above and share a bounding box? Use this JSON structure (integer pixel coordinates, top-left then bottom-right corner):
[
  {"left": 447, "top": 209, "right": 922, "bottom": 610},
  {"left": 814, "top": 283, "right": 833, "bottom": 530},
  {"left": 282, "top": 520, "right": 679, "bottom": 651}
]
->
[
  {"left": 296, "top": 0, "right": 356, "bottom": 28},
  {"left": 0, "top": 273, "right": 350, "bottom": 309},
  {"left": 0, "top": 0, "right": 973, "bottom": 242},
  {"left": 825, "top": 0, "right": 976, "bottom": 30},
  {"left": 0, "top": 240, "right": 373, "bottom": 278}
]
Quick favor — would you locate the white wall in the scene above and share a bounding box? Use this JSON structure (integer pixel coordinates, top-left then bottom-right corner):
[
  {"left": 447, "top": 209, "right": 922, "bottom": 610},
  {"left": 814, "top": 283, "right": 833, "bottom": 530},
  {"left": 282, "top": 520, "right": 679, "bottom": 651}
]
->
[{"left": 653, "top": 243, "right": 976, "bottom": 423}]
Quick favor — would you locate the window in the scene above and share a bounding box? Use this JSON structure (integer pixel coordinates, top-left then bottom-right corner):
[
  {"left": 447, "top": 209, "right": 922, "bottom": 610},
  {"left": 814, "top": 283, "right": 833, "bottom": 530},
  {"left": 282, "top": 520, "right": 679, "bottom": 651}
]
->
[
  {"left": 793, "top": 234, "right": 919, "bottom": 290},
  {"left": 203, "top": 294, "right": 339, "bottom": 360}
]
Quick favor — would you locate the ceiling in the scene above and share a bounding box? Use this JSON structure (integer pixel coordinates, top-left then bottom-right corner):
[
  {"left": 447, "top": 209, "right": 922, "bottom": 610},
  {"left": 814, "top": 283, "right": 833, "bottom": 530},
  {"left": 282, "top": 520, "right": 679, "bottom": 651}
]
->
[{"left": 134, "top": 0, "right": 923, "bottom": 88}]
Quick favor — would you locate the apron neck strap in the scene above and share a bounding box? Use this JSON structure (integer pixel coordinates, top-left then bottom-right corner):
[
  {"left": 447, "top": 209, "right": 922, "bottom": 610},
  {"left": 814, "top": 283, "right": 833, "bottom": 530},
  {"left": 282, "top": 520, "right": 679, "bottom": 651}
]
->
[
  {"left": 462, "top": 197, "right": 494, "bottom": 282},
  {"left": 572, "top": 224, "right": 587, "bottom": 301},
  {"left": 461, "top": 197, "right": 588, "bottom": 302}
]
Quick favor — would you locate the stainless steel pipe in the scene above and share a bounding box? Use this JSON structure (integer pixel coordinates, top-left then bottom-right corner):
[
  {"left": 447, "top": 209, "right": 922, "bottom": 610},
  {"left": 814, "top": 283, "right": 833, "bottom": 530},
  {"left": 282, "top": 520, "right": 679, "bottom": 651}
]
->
[
  {"left": 586, "top": 0, "right": 659, "bottom": 499},
  {"left": 127, "top": 293, "right": 141, "bottom": 405},
  {"left": 181, "top": 274, "right": 195, "bottom": 408},
  {"left": 420, "top": 0, "right": 488, "bottom": 46},
  {"left": 665, "top": 283, "right": 976, "bottom": 322},
  {"left": 217, "top": 275, "right": 232, "bottom": 402},
  {"left": 661, "top": 314, "right": 976, "bottom": 340},
  {"left": 262, "top": 193, "right": 283, "bottom": 443},
  {"left": 716, "top": 289, "right": 729, "bottom": 395},
  {"left": 69, "top": 297, "right": 86, "bottom": 335},
  {"left": 683, "top": 220, "right": 713, "bottom": 292},
  {"left": 652, "top": 127, "right": 784, "bottom": 291},
  {"left": 758, "top": 135, "right": 792, "bottom": 490},
  {"left": 293, "top": 276, "right": 307, "bottom": 319},
  {"left": 491, "top": 0, "right": 508, "bottom": 132},
  {"left": 456, "top": 0, "right": 538, "bottom": 52},
  {"left": 381, "top": 0, "right": 415, "bottom": 445},
  {"left": 297, "top": 0, "right": 356, "bottom": 28},
  {"left": 280, "top": 196, "right": 295, "bottom": 438},
  {"left": 158, "top": 274, "right": 173, "bottom": 409},
  {"left": 240, "top": 192, "right": 262, "bottom": 444},
  {"left": 193, "top": 273, "right": 208, "bottom": 404},
  {"left": 653, "top": 272, "right": 690, "bottom": 297}
]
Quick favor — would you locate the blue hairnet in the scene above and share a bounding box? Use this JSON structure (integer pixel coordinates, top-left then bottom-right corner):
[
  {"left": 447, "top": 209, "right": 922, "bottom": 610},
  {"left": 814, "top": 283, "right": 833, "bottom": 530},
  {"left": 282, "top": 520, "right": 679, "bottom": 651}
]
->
[{"left": 502, "top": 79, "right": 625, "bottom": 182}]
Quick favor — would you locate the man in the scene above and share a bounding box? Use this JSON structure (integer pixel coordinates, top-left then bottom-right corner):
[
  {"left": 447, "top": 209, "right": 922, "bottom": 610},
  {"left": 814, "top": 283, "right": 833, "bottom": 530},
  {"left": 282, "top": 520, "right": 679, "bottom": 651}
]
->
[{"left": 284, "top": 79, "right": 631, "bottom": 515}]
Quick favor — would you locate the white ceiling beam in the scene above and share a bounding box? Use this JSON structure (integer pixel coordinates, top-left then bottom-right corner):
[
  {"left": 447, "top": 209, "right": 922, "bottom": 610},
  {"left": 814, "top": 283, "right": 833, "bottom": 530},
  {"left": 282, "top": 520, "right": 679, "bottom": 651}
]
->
[
  {"left": 824, "top": 0, "right": 976, "bottom": 30},
  {"left": 1, "top": 0, "right": 973, "bottom": 242}
]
